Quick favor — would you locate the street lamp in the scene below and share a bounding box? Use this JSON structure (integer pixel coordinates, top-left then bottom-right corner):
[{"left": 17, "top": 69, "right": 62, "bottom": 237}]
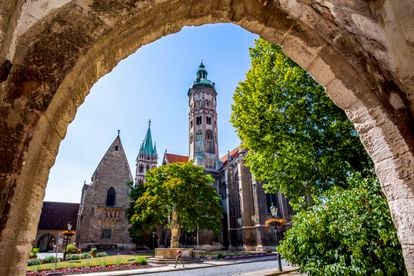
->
[
  {"left": 63, "top": 222, "right": 74, "bottom": 261},
  {"left": 269, "top": 204, "right": 282, "bottom": 272},
  {"left": 270, "top": 204, "right": 278, "bottom": 217}
]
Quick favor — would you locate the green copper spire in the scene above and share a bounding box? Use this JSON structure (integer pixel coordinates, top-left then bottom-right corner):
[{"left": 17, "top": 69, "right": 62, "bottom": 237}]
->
[{"left": 139, "top": 120, "right": 157, "bottom": 158}]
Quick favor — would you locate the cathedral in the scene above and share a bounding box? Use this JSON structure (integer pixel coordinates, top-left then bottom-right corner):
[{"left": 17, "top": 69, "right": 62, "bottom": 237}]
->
[{"left": 33, "top": 62, "right": 292, "bottom": 252}]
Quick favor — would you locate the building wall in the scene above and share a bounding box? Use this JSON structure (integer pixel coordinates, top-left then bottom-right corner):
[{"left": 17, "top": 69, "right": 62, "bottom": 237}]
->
[
  {"left": 76, "top": 137, "right": 134, "bottom": 250},
  {"left": 220, "top": 149, "right": 293, "bottom": 251}
]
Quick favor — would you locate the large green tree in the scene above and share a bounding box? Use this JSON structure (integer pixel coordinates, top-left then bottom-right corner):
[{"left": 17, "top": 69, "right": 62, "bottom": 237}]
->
[
  {"left": 231, "top": 39, "right": 404, "bottom": 273},
  {"left": 231, "top": 39, "right": 373, "bottom": 207},
  {"left": 278, "top": 173, "right": 406, "bottom": 275},
  {"left": 129, "top": 162, "right": 222, "bottom": 247}
]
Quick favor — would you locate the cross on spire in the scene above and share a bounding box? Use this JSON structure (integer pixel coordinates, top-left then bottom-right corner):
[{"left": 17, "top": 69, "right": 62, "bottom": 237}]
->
[
  {"left": 117, "top": 129, "right": 120, "bottom": 136},
  {"left": 148, "top": 119, "right": 151, "bottom": 127}
]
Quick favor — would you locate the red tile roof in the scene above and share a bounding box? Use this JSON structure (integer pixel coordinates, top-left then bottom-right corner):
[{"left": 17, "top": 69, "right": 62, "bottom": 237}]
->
[
  {"left": 38, "top": 201, "right": 80, "bottom": 230},
  {"left": 220, "top": 146, "right": 240, "bottom": 163},
  {"left": 164, "top": 153, "right": 189, "bottom": 164}
]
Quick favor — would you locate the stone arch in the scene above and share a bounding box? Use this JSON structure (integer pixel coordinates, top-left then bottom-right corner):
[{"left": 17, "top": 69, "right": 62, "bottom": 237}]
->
[
  {"left": 37, "top": 233, "right": 55, "bottom": 252},
  {"left": 0, "top": 1, "right": 413, "bottom": 274}
]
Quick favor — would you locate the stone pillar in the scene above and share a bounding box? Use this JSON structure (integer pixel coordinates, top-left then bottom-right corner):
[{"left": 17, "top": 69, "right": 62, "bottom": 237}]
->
[
  {"left": 237, "top": 157, "right": 256, "bottom": 250},
  {"left": 170, "top": 211, "right": 180, "bottom": 248},
  {"left": 252, "top": 179, "right": 274, "bottom": 251}
]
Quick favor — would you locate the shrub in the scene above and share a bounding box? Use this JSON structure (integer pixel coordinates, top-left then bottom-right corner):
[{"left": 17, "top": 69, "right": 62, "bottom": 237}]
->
[
  {"left": 30, "top": 247, "right": 40, "bottom": 259},
  {"left": 278, "top": 175, "right": 406, "bottom": 275},
  {"left": 135, "top": 256, "right": 148, "bottom": 265},
  {"left": 89, "top": 247, "right": 97, "bottom": 257},
  {"left": 66, "top": 243, "right": 78, "bottom": 254},
  {"left": 28, "top": 259, "right": 41, "bottom": 266},
  {"left": 66, "top": 254, "right": 81, "bottom": 260},
  {"left": 96, "top": 252, "right": 108, "bottom": 258},
  {"left": 81, "top": 252, "right": 91, "bottom": 259},
  {"left": 41, "top": 256, "right": 57, "bottom": 264},
  {"left": 217, "top": 253, "right": 225, "bottom": 259}
]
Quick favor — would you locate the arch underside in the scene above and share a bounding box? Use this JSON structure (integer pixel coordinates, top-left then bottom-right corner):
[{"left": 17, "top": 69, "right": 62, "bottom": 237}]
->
[{"left": 0, "top": 0, "right": 413, "bottom": 275}]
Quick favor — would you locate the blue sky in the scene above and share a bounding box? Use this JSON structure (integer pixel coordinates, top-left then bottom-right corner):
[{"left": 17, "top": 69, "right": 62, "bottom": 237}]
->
[{"left": 44, "top": 23, "right": 258, "bottom": 203}]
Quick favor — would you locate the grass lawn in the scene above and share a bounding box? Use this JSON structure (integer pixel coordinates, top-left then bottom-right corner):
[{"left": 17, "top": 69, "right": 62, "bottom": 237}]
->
[{"left": 27, "top": 254, "right": 149, "bottom": 272}]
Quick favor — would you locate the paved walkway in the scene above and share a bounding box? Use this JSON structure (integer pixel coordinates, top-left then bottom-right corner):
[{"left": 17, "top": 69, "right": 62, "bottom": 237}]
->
[{"left": 69, "top": 256, "right": 300, "bottom": 276}]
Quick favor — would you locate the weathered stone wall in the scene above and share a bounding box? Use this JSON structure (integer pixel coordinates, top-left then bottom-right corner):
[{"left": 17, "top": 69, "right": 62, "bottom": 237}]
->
[
  {"left": 76, "top": 136, "right": 133, "bottom": 249},
  {"left": 0, "top": 0, "right": 413, "bottom": 274}
]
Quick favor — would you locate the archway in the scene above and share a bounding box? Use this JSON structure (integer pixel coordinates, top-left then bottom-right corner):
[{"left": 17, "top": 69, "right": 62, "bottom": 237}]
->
[
  {"left": 0, "top": 1, "right": 413, "bottom": 275},
  {"left": 37, "top": 234, "right": 56, "bottom": 253}
]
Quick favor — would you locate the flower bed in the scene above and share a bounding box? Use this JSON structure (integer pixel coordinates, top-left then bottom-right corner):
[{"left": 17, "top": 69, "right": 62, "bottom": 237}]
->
[{"left": 26, "top": 263, "right": 150, "bottom": 275}]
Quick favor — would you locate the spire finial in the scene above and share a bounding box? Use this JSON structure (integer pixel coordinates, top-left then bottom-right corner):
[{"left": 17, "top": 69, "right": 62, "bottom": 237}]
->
[
  {"left": 117, "top": 129, "right": 120, "bottom": 136},
  {"left": 148, "top": 119, "right": 151, "bottom": 127}
]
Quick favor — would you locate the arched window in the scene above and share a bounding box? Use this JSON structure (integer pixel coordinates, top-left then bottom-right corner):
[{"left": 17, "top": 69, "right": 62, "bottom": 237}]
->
[
  {"left": 106, "top": 187, "right": 116, "bottom": 206},
  {"left": 205, "top": 130, "right": 214, "bottom": 153},
  {"left": 139, "top": 164, "right": 144, "bottom": 173}
]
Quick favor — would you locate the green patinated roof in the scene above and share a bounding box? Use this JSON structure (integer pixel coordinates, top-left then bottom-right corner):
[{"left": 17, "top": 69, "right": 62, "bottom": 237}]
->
[
  {"left": 191, "top": 61, "right": 215, "bottom": 89},
  {"left": 139, "top": 120, "right": 157, "bottom": 158}
]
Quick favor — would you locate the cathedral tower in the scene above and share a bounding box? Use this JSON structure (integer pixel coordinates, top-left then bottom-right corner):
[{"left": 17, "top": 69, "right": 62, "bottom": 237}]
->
[
  {"left": 188, "top": 62, "right": 219, "bottom": 171},
  {"left": 135, "top": 120, "right": 158, "bottom": 185}
]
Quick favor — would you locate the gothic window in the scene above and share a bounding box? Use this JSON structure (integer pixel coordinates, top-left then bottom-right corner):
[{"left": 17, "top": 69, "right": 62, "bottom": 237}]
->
[
  {"left": 219, "top": 182, "right": 226, "bottom": 200},
  {"left": 146, "top": 164, "right": 150, "bottom": 171},
  {"left": 205, "top": 130, "right": 214, "bottom": 153},
  {"left": 139, "top": 164, "right": 144, "bottom": 173},
  {"left": 234, "top": 169, "right": 242, "bottom": 220},
  {"left": 106, "top": 187, "right": 116, "bottom": 206},
  {"left": 101, "top": 229, "right": 112, "bottom": 239},
  {"left": 206, "top": 117, "right": 211, "bottom": 125},
  {"left": 196, "top": 116, "right": 202, "bottom": 125},
  {"left": 190, "top": 120, "right": 193, "bottom": 128}
]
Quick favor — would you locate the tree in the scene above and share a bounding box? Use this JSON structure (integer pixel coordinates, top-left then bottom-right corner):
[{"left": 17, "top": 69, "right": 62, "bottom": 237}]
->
[
  {"left": 231, "top": 39, "right": 373, "bottom": 208},
  {"left": 129, "top": 162, "right": 222, "bottom": 248},
  {"left": 127, "top": 181, "right": 153, "bottom": 245},
  {"left": 278, "top": 173, "right": 406, "bottom": 275},
  {"left": 231, "top": 39, "right": 404, "bottom": 274}
]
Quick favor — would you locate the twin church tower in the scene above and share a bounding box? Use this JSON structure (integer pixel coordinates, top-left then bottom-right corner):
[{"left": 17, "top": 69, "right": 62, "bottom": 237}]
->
[{"left": 136, "top": 61, "right": 220, "bottom": 178}]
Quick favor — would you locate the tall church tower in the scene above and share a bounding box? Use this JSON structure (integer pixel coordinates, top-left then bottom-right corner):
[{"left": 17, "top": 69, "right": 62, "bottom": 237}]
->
[
  {"left": 135, "top": 120, "right": 158, "bottom": 185},
  {"left": 188, "top": 62, "right": 219, "bottom": 171}
]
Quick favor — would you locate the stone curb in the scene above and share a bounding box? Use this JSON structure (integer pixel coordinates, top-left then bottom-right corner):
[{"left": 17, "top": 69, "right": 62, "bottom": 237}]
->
[{"left": 68, "top": 256, "right": 280, "bottom": 276}]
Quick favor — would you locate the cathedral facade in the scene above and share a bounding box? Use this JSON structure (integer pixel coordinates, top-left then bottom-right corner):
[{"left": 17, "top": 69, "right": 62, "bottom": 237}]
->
[{"left": 34, "top": 62, "right": 292, "bottom": 252}]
